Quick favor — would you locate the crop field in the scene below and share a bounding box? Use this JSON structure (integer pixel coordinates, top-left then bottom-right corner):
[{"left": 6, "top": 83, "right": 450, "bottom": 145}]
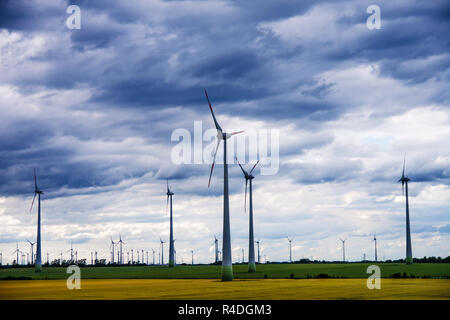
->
[
  {"left": 0, "top": 279, "right": 449, "bottom": 300},
  {"left": 1, "top": 264, "right": 448, "bottom": 300}
]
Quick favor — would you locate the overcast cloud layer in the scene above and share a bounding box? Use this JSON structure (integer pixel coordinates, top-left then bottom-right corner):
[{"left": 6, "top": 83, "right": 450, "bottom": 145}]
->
[{"left": 0, "top": 0, "right": 449, "bottom": 264}]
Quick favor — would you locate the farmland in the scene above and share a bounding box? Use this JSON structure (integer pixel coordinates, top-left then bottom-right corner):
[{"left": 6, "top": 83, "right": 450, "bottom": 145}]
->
[
  {"left": 0, "top": 278, "right": 449, "bottom": 300},
  {"left": 1, "top": 263, "right": 449, "bottom": 280}
]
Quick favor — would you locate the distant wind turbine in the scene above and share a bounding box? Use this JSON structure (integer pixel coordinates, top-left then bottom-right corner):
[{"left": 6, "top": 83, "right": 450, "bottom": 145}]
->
[
  {"left": 340, "top": 238, "right": 347, "bottom": 262},
  {"left": 287, "top": 238, "right": 293, "bottom": 263},
  {"left": 160, "top": 238, "right": 165, "bottom": 265},
  {"left": 256, "top": 240, "right": 260, "bottom": 264},
  {"left": 205, "top": 89, "right": 244, "bottom": 281},
  {"left": 166, "top": 180, "right": 175, "bottom": 267},
  {"left": 67, "top": 242, "right": 74, "bottom": 263},
  {"left": 398, "top": 156, "right": 413, "bottom": 264},
  {"left": 118, "top": 235, "right": 125, "bottom": 264},
  {"left": 236, "top": 157, "right": 259, "bottom": 272},
  {"left": 26, "top": 240, "right": 36, "bottom": 265},
  {"left": 12, "top": 243, "right": 20, "bottom": 265},
  {"left": 373, "top": 234, "right": 378, "bottom": 262},
  {"left": 30, "top": 169, "right": 44, "bottom": 272},
  {"left": 213, "top": 235, "right": 219, "bottom": 263},
  {"left": 110, "top": 237, "right": 116, "bottom": 264}
]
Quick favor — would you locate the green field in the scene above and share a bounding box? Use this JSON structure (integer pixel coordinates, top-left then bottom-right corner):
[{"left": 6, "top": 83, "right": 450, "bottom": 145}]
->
[{"left": 1, "top": 263, "right": 449, "bottom": 280}]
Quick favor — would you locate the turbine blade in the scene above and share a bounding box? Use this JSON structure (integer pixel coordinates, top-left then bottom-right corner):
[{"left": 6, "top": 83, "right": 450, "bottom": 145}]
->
[
  {"left": 235, "top": 156, "right": 247, "bottom": 176},
  {"left": 29, "top": 193, "right": 37, "bottom": 213},
  {"left": 166, "top": 194, "right": 169, "bottom": 215},
  {"left": 249, "top": 160, "right": 260, "bottom": 174},
  {"left": 204, "top": 89, "right": 222, "bottom": 133},
  {"left": 227, "top": 130, "right": 244, "bottom": 137},
  {"left": 208, "top": 139, "right": 221, "bottom": 188}
]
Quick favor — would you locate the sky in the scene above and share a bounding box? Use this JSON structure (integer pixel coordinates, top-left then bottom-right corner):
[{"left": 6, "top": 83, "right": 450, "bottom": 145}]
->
[{"left": 0, "top": 0, "right": 449, "bottom": 265}]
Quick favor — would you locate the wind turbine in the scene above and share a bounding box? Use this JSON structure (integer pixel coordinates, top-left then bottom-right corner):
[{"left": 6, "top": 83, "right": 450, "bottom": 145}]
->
[
  {"left": 26, "top": 240, "right": 36, "bottom": 265},
  {"left": 12, "top": 243, "right": 20, "bottom": 265},
  {"left": 236, "top": 157, "right": 259, "bottom": 272},
  {"left": 152, "top": 248, "right": 155, "bottom": 265},
  {"left": 67, "top": 242, "right": 74, "bottom": 263},
  {"left": 340, "top": 238, "right": 347, "bottom": 262},
  {"left": 30, "top": 169, "right": 44, "bottom": 272},
  {"left": 373, "top": 234, "right": 378, "bottom": 262},
  {"left": 256, "top": 240, "right": 260, "bottom": 264},
  {"left": 118, "top": 235, "right": 125, "bottom": 265},
  {"left": 191, "top": 250, "right": 194, "bottom": 265},
  {"left": 160, "top": 238, "right": 165, "bottom": 265},
  {"left": 287, "top": 238, "right": 293, "bottom": 263},
  {"left": 213, "top": 235, "right": 219, "bottom": 263},
  {"left": 166, "top": 180, "right": 176, "bottom": 268},
  {"left": 205, "top": 89, "right": 244, "bottom": 281},
  {"left": 110, "top": 237, "right": 116, "bottom": 264},
  {"left": 142, "top": 249, "right": 144, "bottom": 264},
  {"left": 398, "top": 157, "right": 413, "bottom": 264},
  {"left": 131, "top": 249, "right": 134, "bottom": 264}
]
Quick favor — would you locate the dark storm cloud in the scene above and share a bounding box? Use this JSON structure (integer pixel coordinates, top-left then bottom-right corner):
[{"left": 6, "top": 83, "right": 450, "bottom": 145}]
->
[{"left": 0, "top": 0, "right": 449, "bottom": 198}]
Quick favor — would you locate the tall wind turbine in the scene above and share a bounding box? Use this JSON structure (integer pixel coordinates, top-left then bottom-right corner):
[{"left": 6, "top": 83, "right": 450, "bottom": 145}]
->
[
  {"left": 152, "top": 248, "right": 155, "bottom": 265},
  {"left": 131, "top": 249, "right": 134, "bottom": 264},
  {"left": 191, "top": 250, "right": 194, "bottom": 265},
  {"left": 166, "top": 180, "right": 175, "bottom": 268},
  {"left": 205, "top": 89, "right": 244, "bottom": 281},
  {"left": 398, "top": 157, "right": 413, "bottom": 264},
  {"left": 26, "top": 240, "right": 36, "bottom": 265},
  {"left": 373, "top": 234, "right": 378, "bottom": 262},
  {"left": 287, "top": 238, "right": 293, "bottom": 263},
  {"left": 30, "top": 169, "right": 44, "bottom": 272},
  {"left": 340, "top": 238, "right": 347, "bottom": 262},
  {"left": 160, "top": 238, "right": 165, "bottom": 265},
  {"left": 236, "top": 157, "right": 259, "bottom": 272}
]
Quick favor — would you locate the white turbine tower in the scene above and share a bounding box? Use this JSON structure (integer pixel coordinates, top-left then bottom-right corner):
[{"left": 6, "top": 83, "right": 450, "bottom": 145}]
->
[
  {"left": 340, "top": 238, "right": 347, "bottom": 262},
  {"left": 118, "top": 235, "right": 125, "bottom": 265},
  {"left": 110, "top": 237, "right": 116, "bottom": 264},
  {"left": 30, "top": 169, "right": 44, "bottom": 272},
  {"left": 287, "top": 238, "right": 293, "bottom": 263}
]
